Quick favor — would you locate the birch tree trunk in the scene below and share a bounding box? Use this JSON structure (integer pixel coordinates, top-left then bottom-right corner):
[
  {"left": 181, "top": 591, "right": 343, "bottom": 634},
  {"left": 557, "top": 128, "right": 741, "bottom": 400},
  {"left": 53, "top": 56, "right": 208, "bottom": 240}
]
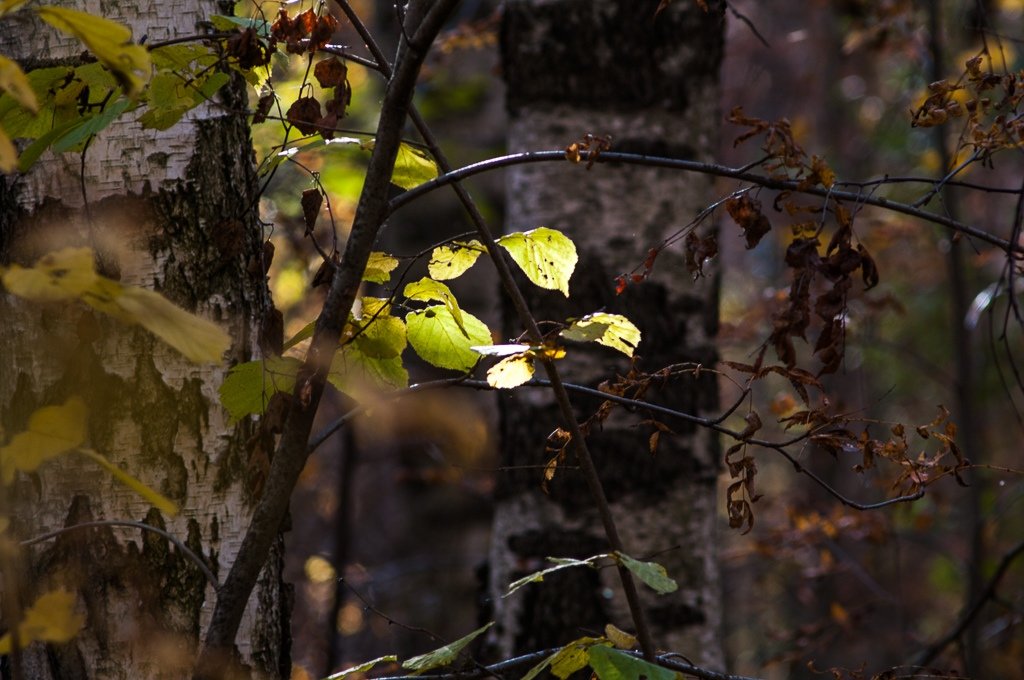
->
[
  {"left": 0, "top": 2, "right": 287, "bottom": 677},
  {"left": 488, "top": 0, "right": 725, "bottom": 667}
]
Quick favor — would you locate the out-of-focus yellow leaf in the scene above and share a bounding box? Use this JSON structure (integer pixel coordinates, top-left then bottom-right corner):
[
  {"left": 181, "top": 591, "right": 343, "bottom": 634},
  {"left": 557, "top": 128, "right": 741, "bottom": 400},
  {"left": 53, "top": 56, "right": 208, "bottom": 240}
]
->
[
  {"left": 0, "top": 590, "right": 84, "bottom": 654},
  {"left": 0, "top": 397, "right": 87, "bottom": 484},
  {"left": 1, "top": 247, "right": 101, "bottom": 300},
  {"left": 486, "top": 353, "right": 534, "bottom": 389},
  {"left": 2, "top": 247, "right": 230, "bottom": 363},
  {"left": 604, "top": 624, "right": 638, "bottom": 650},
  {"left": 0, "top": 126, "right": 16, "bottom": 173},
  {"left": 112, "top": 287, "right": 230, "bottom": 364},
  {"left": 37, "top": 7, "right": 151, "bottom": 96},
  {"left": 78, "top": 448, "right": 178, "bottom": 516},
  {"left": 0, "top": 54, "right": 37, "bottom": 113},
  {"left": 427, "top": 240, "right": 484, "bottom": 280},
  {"left": 0, "top": 0, "right": 27, "bottom": 17}
]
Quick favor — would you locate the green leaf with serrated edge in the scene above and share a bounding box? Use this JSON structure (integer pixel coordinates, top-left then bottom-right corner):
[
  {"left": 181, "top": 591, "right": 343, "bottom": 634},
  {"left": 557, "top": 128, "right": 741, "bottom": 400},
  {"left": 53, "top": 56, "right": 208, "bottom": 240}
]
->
[
  {"left": 391, "top": 142, "right": 439, "bottom": 190},
  {"left": 505, "top": 555, "right": 606, "bottom": 597},
  {"left": 588, "top": 645, "right": 678, "bottom": 680},
  {"left": 325, "top": 655, "right": 399, "bottom": 680},
  {"left": 218, "top": 357, "right": 302, "bottom": 421},
  {"left": 486, "top": 353, "right": 535, "bottom": 390},
  {"left": 406, "top": 306, "right": 491, "bottom": 372},
  {"left": 402, "top": 622, "right": 493, "bottom": 674},
  {"left": 364, "top": 251, "right": 399, "bottom": 284},
  {"left": 0, "top": 397, "right": 87, "bottom": 484},
  {"left": 404, "top": 278, "right": 466, "bottom": 334},
  {"left": 37, "top": 7, "right": 151, "bottom": 97},
  {"left": 428, "top": 240, "right": 485, "bottom": 280},
  {"left": 614, "top": 552, "right": 678, "bottom": 594},
  {"left": 561, "top": 313, "right": 641, "bottom": 357},
  {"left": 498, "top": 227, "right": 577, "bottom": 296},
  {"left": 78, "top": 449, "right": 178, "bottom": 516}
]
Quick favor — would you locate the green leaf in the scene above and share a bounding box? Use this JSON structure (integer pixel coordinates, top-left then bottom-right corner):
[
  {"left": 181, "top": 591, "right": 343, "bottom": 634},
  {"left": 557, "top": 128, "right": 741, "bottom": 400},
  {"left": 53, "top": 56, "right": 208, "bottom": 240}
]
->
[
  {"left": 330, "top": 304, "right": 409, "bottom": 392},
  {"left": 210, "top": 14, "right": 272, "bottom": 38},
  {"left": 505, "top": 555, "right": 606, "bottom": 597},
  {"left": 404, "top": 278, "right": 466, "bottom": 334},
  {"left": 498, "top": 227, "right": 578, "bottom": 297},
  {"left": 588, "top": 645, "right": 678, "bottom": 680},
  {"left": 401, "top": 622, "right": 493, "bottom": 674},
  {"left": 218, "top": 357, "right": 302, "bottom": 421},
  {"left": 428, "top": 240, "right": 485, "bottom": 281},
  {"left": 391, "top": 142, "right": 439, "bottom": 190},
  {"left": 561, "top": 313, "right": 641, "bottom": 357},
  {"left": 0, "top": 397, "right": 87, "bottom": 484},
  {"left": 406, "top": 306, "right": 491, "bottom": 372},
  {"left": 364, "top": 251, "right": 399, "bottom": 284},
  {"left": 37, "top": 7, "right": 151, "bottom": 97},
  {"left": 51, "top": 97, "right": 132, "bottom": 152},
  {"left": 325, "top": 655, "right": 399, "bottom": 680},
  {"left": 78, "top": 448, "right": 178, "bottom": 516},
  {"left": 486, "top": 353, "right": 535, "bottom": 390},
  {"left": 614, "top": 552, "right": 678, "bottom": 594},
  {"left": 282, "top": 319, "right": 316, "bottom": 352}
]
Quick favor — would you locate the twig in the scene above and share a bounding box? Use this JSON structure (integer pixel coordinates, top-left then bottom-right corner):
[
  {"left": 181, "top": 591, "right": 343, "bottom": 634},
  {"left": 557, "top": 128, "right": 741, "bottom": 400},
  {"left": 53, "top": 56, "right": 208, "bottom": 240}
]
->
[
  {"left": 911, "top": 538, "right": 1024, "bottom": 667},
  {"left": 387, "top": 151, "right": 1019, "bottom": 254},
  {"left": 21, "top": 520, "right": 219, "bottom": 591}
]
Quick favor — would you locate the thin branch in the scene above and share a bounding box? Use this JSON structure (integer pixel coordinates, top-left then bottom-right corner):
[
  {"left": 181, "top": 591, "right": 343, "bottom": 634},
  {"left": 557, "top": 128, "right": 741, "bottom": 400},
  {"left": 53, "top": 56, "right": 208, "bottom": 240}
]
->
[
  {"left": 912, "top": 537, "right": 1024, "bottom": 668},
  {"left": 387, "top": 151, "right": 1019, "bottom": 254},
  {"left": 21, "top": 520, "right": 219, "bottom": 591}
]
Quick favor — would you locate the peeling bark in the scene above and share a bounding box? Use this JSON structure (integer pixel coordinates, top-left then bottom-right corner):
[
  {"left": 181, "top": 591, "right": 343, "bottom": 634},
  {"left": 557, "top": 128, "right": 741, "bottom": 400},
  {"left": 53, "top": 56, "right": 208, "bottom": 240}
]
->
[{"left": 0, "top": 2, "right": 287, "bottom": 678}]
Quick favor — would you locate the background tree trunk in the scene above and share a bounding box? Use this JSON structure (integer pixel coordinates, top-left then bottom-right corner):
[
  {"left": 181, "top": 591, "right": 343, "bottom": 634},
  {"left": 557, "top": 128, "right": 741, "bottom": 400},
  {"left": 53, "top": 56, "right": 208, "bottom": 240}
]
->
[
  {"left": 488, "top": 0, "right": 725, "bottom": 666},
  {"left": 0, "top": 2, "right": 288, "bottom": 677}
]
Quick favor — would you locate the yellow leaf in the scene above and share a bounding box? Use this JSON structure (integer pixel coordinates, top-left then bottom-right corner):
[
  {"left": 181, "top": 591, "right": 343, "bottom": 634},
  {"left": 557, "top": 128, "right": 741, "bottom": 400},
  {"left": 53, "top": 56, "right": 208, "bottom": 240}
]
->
[
  {"left": 428, "top": 240, "right": 485, "bottom": 280},
  {"left": 561, "top": 313, "right": 641, "bottom": 357},
  {"left": 0, "top": 590, "right": 84, "bottom": 654},
  {"left": 497, "top": 227, "right": 577, "bottom": 297},
  {"left": 110, "top": 287, "right": 230, "bottom": 364},
  {"left": 0, "top": 0, "right": 27, "bottom": 17},
  {"left": 0, "top": 54, "right": 37, "bottom": 113},
  {"left": 0, "top": 247, "right": 102, "bottom": 301},
  {"left": 78, "top": 448, "right": 178, "bottom": 516},
  {"left": 364, "top": 251, "right": 399, "bottom": 284},
  {"left": 2, "top": 248, "right": 230, "bottom": 363},
  {"left": 37, "top": 7, "right": 151, "bottom": 97},
  {"left": 486, "top": 353, "right": 534, "bottom": 389},
  {"left": 604, "top": 624, "right": 638, "bottom": 650},
  {"left": 0, "top": 397, "right": 87, "bottom": 484},
  {"left": 0, "top": 125, "right": 16, "bottom": 173}
]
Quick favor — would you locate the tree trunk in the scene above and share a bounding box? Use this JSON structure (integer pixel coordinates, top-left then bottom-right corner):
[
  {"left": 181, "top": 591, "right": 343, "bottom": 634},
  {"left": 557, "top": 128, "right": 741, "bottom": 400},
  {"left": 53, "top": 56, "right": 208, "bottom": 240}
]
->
[
  {"left": 0, "top": 2, "right": 288, "bottom": 678},
  {"left": 488, "top": 0, "right": 725, "bottom": 666}
]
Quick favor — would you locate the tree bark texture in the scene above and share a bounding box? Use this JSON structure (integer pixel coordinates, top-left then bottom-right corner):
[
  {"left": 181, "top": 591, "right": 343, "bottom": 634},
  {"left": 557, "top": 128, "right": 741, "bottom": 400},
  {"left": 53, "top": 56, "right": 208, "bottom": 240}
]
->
[
  {"left": 0, "top": 2, "right": 288, "bottom": 678},
  {"left": 489, "top": 0, "right": 725, "bottom": 666}
]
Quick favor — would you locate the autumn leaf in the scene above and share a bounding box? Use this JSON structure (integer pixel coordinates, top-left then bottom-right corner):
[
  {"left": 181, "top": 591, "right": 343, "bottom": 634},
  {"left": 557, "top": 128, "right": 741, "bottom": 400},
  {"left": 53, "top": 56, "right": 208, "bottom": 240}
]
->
[
  {"left": 406, "top": 306, "right": 491, "bottom": 372},
  {"left": 0, "top": 590, "right": 84, "bottom": 654},
  {"left": 561, "top": 313, "right": 641, "bottom": 357},
  {"left": 497, "top": 227, "right": 578, "bottom": 297},
  {"left": 486, "top": 353, "right": 535, "bottom": 389},
  {"left": 78, "top": 448, "right": 178, "bottom": 515},
  {"left": 0, "top": 397, "right": 87, "bottom": 484},
  {"left": 401, "top": 622, "right": 493, "bottom": 673},
  {"left": 428, "top": 240, "right": 485, "bottom": 280}
]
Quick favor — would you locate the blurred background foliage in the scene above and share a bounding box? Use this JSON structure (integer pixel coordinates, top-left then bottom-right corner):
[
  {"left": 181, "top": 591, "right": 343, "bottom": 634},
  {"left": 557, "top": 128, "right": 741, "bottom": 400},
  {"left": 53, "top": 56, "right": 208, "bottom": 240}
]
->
[{"left": 235, "top": 1, "right": 1024, "bottom": 678}]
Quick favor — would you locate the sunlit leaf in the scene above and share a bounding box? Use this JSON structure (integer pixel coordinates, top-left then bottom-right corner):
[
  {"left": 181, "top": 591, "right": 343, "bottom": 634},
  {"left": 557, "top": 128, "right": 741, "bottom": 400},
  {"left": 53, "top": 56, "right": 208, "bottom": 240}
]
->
[
  {"left": 498, "top": 227, "right": 577, "bottom": 297},
  {"left": 219, "top": 357, "right": 302, "bottom": 421},
  {"left": 486, "top": 353, "right": 535, "bottom": 389},
  {"left": 1, "top": 247, "right": 101, "bottom": 300},
  {"left": 404, "top": 278, "right": 466, "bottom": 334},
  {"left": 37, "top": 7, "right": 152, "bottom": 97},
  {"left": 561, "top": 313, "right": 641, "bottom": 357},
  {"left": 78, "top": 448, "right": 178, "bottom": 516},
  {"left": 0, "top": 590, "right": 84, "bottom": 655},
  {"left": 109, "top": 287, "right": 230, "bottom": 364},
  {"left": 364, "top": 251, "right": 399, "bottom": 284},
  {"left": 0, "top": 54, "right": 37, "bottom": 113},
  {"left": 406, "top": 306, "right": 491, "bottom": 372},
  {"left": 614, "top": 552, "right": 678, "bottom": 594},
  {"left": 391, "top": 142, "right": 439, "bottom": 190},
  {"left": 520, "top": 637, "right": 605, "bottom": 680},
  {"left": 326, "top": 655, "right": 399, "bottom": 680},
  {"left": 471, "top": 344, "right": 533, "bottom": 357},
  {"left": 428, "top": 240, "right": 485, "bottom": 280},
  {"left": 0, "top": 397, "right": 87, "bottom": 484},
  {"left": 330, "top": 305, "right": 409, "bottom": 392},
  {"left": 401, "top": 622, "right": 493, "bottom": 673},
  {"left": 588, "top": 645, "right": 678, "bottom": 680}
]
